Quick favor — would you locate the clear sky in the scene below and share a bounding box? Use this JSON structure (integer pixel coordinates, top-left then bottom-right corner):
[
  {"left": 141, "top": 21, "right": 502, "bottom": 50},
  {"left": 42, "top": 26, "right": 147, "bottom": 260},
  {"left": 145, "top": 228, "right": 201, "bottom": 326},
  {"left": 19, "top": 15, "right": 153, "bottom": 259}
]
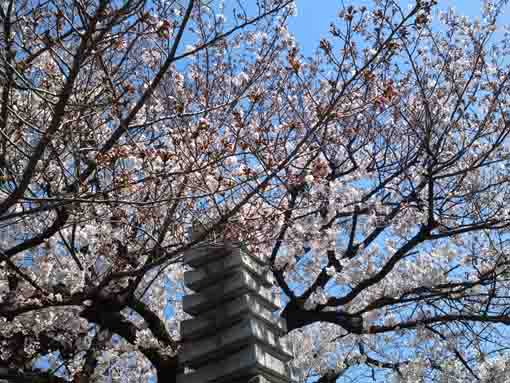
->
[{"left": 288, "top": 0, "right": 510, "bottom": 54}]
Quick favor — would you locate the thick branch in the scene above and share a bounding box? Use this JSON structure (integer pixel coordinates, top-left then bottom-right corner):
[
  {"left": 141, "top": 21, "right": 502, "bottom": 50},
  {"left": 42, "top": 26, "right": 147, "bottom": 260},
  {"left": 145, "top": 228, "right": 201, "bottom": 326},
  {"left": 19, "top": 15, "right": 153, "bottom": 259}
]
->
[
  {"left": 0, "top": 367, "right": 68, "bottom": 383},
  {"left": 129, "top": 298, "right": 177, "bottom": 350}
]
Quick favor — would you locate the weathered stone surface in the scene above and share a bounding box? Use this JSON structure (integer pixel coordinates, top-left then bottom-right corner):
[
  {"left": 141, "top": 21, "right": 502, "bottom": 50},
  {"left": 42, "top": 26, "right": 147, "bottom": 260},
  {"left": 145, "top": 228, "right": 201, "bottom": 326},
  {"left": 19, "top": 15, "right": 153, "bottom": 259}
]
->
[
  {"left": 176, "top": 343, "right": 292, "bottom": 383},
  {"left": 184, "top": 251, "right": 273, "bottom": 292},
  {"left": 184, "top": 242, "right": 267, "bottom": 268},
  {"left": 182, "top": 269, "right": 279, "bottom": 316},
  {"left": 179, "top": 243, "right": 293, "bottom": 382},
  {"left": 181, "top": 295, "right": 286, "bottom": 341},
  {"left": 180, "top": 316, "right": 293, "bottom": 368},
  {"left": 183, "top": 244, "right": 232, "bottom": 267}
]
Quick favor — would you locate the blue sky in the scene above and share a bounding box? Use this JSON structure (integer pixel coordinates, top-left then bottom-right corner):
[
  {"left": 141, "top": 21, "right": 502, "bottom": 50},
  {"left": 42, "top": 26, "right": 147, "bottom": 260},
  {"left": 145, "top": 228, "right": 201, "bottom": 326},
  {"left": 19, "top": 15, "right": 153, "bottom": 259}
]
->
[{"left": 288, "top": 0, "right": 509, "bottom": 54}]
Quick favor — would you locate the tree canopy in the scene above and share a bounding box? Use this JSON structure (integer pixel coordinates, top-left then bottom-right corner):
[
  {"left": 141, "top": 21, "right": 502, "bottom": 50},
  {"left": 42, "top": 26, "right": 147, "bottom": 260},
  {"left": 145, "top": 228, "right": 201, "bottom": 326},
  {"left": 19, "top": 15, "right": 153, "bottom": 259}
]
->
[{"left": 3, "top": 0, "right": 510, "bottom": 382}]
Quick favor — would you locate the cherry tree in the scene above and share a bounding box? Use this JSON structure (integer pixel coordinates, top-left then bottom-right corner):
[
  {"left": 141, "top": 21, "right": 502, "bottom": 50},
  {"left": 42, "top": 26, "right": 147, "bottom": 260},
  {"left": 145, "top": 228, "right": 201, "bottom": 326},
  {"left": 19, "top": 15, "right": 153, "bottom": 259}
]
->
[
  {"left": 2, "top": 0, "right": 510, "bottom": 382},
  {"left": 271, "top": 0, "right": 510, "bottom": 382},
  {"left": 0, "top": 0, "right": 302, "bottom": 381}
]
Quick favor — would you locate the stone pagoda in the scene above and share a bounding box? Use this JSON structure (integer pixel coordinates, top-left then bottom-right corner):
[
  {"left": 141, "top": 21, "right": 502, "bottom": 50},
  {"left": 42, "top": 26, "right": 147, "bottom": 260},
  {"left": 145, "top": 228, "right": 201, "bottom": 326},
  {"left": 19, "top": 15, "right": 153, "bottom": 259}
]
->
[{"left": 177, "top": 240, "right": 294, "bottom": 383}]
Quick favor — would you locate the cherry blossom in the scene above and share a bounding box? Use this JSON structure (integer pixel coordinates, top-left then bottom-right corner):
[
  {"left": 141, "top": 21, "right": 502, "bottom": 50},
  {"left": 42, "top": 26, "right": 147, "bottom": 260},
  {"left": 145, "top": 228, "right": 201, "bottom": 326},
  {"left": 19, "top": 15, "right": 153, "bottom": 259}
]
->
[{"left": 2, "top": 0, "right": 510, "bottom": 382}]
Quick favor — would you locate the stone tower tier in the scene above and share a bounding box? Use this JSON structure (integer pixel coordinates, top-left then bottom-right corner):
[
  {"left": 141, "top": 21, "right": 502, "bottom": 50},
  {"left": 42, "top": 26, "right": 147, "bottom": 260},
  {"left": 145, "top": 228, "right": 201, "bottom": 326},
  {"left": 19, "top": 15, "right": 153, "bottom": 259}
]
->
[{"left": 178, "top": 242, "right": 294, "bottom": 383}]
